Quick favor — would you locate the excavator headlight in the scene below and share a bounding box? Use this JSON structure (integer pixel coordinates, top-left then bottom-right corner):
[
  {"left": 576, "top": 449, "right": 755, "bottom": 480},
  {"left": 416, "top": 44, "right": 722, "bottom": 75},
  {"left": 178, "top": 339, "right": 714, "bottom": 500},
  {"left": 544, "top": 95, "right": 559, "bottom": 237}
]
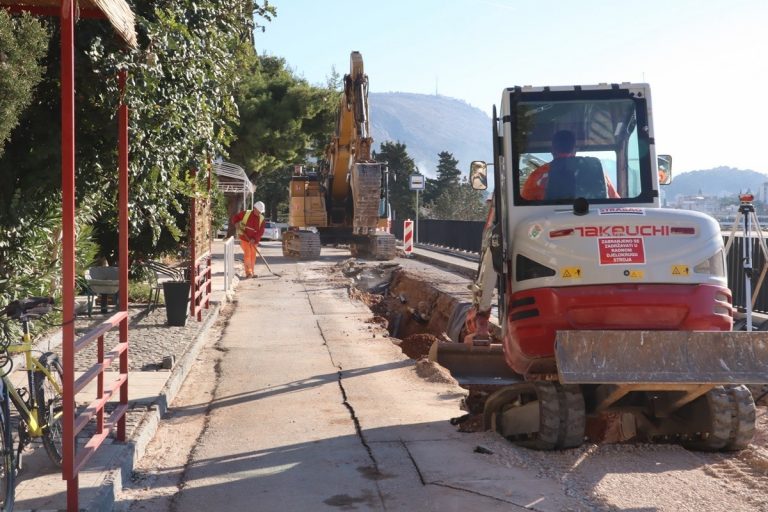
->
[
  {"left": 516, "top": 254, "right": 556, "bottom": 281},
  {"left": 693, "top": 249, "right": 726, "bottom": 277}
]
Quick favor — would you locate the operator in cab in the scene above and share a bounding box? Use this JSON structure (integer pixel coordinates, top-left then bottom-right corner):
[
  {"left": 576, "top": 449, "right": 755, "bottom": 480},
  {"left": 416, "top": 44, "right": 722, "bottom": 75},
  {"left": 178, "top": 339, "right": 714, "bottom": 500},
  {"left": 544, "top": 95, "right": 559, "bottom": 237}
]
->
[
  {"left": 521, "top": 130, "right": 620, "bottom": 200},
  {"left": 231, "top": 201, "right": 266, "bottom": 278}
]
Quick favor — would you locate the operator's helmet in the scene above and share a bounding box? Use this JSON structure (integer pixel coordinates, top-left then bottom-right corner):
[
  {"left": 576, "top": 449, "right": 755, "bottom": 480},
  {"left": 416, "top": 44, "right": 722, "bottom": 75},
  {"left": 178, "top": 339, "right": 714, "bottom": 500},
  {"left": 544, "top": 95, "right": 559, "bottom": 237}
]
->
[{"left": 255, "top": 201, "right": 265, "bottom": 213}]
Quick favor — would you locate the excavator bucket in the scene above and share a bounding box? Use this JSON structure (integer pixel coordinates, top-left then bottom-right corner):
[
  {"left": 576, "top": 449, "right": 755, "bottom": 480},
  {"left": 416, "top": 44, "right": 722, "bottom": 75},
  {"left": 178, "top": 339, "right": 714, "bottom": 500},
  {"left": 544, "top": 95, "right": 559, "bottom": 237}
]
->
[
  {"left": 555, "top": 330, "right": 768, "bottom": 385},
  {"left": 428, "top": 342, "right": 521, "bottom": 387}
]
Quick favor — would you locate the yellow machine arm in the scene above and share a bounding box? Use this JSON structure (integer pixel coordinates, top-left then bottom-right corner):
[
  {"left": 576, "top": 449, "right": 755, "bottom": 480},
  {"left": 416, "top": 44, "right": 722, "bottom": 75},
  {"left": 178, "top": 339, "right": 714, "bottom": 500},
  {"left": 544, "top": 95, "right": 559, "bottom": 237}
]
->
[{"left": 326, "top": 51, "right": 374, "bottom": 203}]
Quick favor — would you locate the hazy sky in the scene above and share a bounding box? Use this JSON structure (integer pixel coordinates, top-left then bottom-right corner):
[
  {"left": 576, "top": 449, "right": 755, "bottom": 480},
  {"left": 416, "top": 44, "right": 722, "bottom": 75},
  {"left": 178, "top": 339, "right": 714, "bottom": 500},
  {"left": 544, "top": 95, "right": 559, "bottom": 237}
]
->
[{"left": 255, "top": 0, "right": 767, "bottom": 175}]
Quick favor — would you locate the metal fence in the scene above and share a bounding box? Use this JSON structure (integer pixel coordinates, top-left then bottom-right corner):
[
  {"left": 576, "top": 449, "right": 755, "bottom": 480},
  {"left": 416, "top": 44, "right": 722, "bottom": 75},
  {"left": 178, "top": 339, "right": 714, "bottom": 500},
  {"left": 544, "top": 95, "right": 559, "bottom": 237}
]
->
[
  {"left": 392, "top": 218, "right": 484, "bottom": 253},
  {"left": 392, "top": 219, "right": 768, "bottom": 313},
  {"left": 223, "top": 236, "right": 236, "bottom": 296}
]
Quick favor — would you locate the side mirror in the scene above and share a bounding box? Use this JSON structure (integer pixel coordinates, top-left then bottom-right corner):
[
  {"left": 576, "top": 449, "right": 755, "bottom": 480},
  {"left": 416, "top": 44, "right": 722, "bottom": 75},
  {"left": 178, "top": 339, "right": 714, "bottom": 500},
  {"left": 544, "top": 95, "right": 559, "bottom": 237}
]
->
[
  {"left": 470, "top": 161, "right": 488, "bottom": 190},
  {"left": 657, "top": 155, "right": 672, "bottom": 185}
]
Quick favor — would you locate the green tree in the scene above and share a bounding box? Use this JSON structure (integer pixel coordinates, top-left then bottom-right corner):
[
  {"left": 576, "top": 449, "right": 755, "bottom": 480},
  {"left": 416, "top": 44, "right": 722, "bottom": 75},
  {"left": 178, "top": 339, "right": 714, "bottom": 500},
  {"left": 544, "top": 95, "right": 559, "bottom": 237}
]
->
[
  {"left": 0, "top": 11, "right": 47, "bottom": 158},
  {"left": 227, "top": 54, "right": 337, "bottom": 220},
  {"left": 374, "top": 141, "right": 417, "bottom": 221},
  {"left": 427, "top": 177, "right": 488, "bottom": 221},
  {"left": 424, "top": 150, "right": 461, "bottom": 203},
  {"left": 0, "top": 1, "right": 271, "bottom": 302}
]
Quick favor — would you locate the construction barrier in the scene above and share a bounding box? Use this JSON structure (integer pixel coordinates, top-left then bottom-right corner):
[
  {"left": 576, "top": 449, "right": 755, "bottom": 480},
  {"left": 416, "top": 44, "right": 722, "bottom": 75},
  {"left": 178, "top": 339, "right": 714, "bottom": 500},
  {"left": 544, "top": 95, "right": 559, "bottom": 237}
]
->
[{"left": 404, "top": 219, "right": 414, "bottom": 255}]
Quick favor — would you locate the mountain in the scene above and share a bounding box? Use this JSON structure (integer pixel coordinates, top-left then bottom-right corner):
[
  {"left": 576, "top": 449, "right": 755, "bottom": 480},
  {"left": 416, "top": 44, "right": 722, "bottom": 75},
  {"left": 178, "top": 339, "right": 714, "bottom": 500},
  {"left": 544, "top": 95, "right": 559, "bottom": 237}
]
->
[
  {"left": 369, "top": 92, "right": 492, "bottom": 178},
  {"left": 663, "top": 167, "right": 768, "bottom": 202},
  {"left": 368, "top": 93, "right": 768, "bottom": 198}
]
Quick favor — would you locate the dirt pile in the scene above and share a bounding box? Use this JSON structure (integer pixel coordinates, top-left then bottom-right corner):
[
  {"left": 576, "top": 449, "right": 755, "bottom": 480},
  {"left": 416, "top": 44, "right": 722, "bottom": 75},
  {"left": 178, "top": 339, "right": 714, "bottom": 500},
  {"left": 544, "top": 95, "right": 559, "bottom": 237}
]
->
[
  {"left": 414, "top": 358, "right": 457, "bottom": 384},
  {"left": 399, "top": 333, "right": 442, "bottom": 359}
]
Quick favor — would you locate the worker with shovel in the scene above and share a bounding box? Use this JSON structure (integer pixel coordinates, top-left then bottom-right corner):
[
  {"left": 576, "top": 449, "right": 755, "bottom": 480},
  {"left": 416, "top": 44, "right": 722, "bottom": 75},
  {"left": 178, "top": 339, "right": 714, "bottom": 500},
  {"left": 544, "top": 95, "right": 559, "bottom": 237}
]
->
[{"left": 231, "top": 201, "right": 266, "bottom": 278}]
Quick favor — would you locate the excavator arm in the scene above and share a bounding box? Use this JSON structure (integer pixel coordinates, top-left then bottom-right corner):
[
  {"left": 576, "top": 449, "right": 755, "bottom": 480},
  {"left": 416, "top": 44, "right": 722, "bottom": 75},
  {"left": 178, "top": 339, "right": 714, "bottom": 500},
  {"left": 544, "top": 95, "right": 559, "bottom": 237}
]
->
[{"left": 464, "top": 199, "right": 500, "bottom": 346}]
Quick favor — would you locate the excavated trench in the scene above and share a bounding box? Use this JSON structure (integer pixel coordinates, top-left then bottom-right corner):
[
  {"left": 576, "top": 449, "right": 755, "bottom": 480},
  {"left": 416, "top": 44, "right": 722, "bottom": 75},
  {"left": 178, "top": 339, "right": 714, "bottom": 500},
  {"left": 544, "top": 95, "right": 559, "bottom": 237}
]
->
[
  {"left": 340, "top": 259, "right": 499, "bottom": 431},
  {"left": 341, "top": 259, "right": 471, "bottom": 358}
]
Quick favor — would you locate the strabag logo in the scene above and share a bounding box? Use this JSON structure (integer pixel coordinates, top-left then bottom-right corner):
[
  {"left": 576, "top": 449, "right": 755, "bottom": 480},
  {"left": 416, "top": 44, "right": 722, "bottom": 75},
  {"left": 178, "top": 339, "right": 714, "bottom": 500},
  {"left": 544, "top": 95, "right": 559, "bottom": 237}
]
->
[
  {"left": 575, "top": 225, "right": 670, "bottom": 237},
  {"left": 598, "top": 207, "right": 645, "bottom": 216}
]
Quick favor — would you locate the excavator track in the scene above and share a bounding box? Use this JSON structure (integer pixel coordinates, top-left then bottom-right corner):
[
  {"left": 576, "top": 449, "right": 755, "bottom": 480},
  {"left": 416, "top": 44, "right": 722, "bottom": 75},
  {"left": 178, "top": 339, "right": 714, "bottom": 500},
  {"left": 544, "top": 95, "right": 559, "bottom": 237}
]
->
[
  {"left": 282, "top": 230, "right": 321, "bottom": 260},
  {"left": 483, "top": 381, "right": 585, "bottom": 450},
  {"left": 350, "top": 233, "right": 397, "bottom": 260}
]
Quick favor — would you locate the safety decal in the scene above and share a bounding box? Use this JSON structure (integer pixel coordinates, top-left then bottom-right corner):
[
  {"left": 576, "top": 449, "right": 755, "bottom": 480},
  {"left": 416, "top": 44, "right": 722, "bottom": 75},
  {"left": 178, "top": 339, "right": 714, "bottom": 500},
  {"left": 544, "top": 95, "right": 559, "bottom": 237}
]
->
[
  {"left": 598, "top": 207, "right": 646, "bottom": 216},
  {"left": 529, "top": 224, "right": 543, "bottom": 239},
  {"left": 598, "top": 237, "right": 646, "bottom": 265},
  {"left": 671, "top": 265, "right": 690, "bottom": 276},
  {"left": 561, "top": 267, "right": 582, "bottom": 279},
  {"left": 623, "top": 269, "right": 644, "bottom": 279}
]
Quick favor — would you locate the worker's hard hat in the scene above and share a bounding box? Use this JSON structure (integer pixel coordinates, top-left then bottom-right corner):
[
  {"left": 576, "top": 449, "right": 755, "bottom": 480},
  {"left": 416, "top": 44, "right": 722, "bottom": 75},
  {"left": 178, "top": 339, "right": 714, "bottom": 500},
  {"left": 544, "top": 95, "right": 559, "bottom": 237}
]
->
[{"left": 254, "top": 201, "right": 265, "bottom": 212}]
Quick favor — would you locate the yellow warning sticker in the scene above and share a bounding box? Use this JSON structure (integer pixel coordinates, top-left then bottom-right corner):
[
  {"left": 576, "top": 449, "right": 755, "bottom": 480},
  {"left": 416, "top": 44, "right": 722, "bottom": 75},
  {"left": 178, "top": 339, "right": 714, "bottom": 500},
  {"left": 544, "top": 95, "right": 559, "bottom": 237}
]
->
[
  {"left": 671, "top": 265, "right": 690, "bottom": 276},
  {"left": 561, "top": 267, "right": 582, "bottom": 279},
  {"left": 626, "top": 270, "right": 644, "bottom": 279}
]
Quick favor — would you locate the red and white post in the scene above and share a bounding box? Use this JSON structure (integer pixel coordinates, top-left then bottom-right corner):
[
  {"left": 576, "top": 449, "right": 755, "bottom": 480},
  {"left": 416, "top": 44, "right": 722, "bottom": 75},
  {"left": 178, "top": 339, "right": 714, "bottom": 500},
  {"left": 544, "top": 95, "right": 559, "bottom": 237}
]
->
[{"left": 403, "top": 219, "right": 414, "bottom": 256}]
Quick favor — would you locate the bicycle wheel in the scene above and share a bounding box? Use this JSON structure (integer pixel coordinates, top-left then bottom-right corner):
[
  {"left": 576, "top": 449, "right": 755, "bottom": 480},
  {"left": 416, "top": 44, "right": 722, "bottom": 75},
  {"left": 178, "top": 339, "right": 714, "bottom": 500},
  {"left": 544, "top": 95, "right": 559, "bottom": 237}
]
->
[
  {"left": 0, "top": 408, "right": 15, "bottom": 511},
  {"left": 34, "top": 352, "right": 64, "bottom": 467}
]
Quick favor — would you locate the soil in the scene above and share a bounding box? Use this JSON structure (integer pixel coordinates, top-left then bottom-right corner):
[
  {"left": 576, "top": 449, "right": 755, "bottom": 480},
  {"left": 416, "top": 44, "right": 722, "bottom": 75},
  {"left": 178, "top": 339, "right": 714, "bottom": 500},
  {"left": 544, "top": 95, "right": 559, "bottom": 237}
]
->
[
  {"left": 414, "top": 357, "right": 457, "bottom": 384},
  {"left": 399, "top": 333, "right": 442, "bottom": 359}
]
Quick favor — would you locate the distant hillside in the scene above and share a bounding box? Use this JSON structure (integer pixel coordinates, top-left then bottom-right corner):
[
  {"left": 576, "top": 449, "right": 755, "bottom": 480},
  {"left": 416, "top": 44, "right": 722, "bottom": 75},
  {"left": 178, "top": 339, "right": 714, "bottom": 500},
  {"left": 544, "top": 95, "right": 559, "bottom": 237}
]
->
[
  {"left": 367, "top": 95, "right": 767, "bottom": 197},
  {"left": 663, "top": 167, "right": 768, "bottom": 202},
  {"left": 369, "top": 92, "right": 492, "bottom": 178}
]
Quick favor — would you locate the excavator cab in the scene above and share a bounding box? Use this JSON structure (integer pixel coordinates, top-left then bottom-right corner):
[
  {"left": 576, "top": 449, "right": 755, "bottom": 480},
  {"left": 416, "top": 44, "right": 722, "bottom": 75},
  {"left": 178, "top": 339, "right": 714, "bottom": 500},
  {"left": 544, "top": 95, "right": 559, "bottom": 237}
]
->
[{"left": 431, "top": 83, "right": 768, "bottom": 452}]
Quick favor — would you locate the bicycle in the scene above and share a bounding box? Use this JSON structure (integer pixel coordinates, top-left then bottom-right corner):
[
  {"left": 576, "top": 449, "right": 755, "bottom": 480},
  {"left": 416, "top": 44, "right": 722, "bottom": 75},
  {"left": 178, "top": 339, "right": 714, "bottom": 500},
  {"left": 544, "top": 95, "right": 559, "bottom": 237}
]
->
[{"left": 0, "top": 297, "right": 64, "bottom": 511}]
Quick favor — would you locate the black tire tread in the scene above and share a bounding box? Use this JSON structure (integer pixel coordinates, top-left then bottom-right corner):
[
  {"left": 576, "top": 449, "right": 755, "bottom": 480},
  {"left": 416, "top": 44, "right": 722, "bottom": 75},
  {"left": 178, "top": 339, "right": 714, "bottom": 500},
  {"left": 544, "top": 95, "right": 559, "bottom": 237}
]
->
[
  {"left": 724, "top": 384, "right": 756, "bottom": 451},
  {"left": 0, "top": 412, "right": 14, "bottom": 511},
  {"left": 682, "top": 386, "right": 732, "bottom": 451},
  {"left": 34, "top": 353, "right": 64, "bottom": 467}
]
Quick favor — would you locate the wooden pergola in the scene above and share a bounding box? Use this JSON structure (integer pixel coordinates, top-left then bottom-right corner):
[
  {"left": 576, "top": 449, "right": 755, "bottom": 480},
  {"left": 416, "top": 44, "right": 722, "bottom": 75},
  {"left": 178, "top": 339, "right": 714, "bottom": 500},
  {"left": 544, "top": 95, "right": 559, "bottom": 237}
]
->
[{"left": 0, "top": 2, "right": 136, "bottom": 510}]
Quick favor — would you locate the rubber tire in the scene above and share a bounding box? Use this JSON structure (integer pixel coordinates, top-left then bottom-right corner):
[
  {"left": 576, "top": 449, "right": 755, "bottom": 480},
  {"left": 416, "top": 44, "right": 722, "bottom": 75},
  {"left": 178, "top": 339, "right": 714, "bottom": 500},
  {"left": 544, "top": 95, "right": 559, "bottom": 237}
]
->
[
  {"left": 35, "top": 353, "right": 64, "bottom": 467},
  {"left": 0, "top": 412, "right": 14, "bottom": 511},
  {"left": 681, "top": 386, "right": 732, "bottom": 451},
  {"left": 558, "top": 385, "right": 586, "bottom": 449},
  {"left": 513, "top": 382, "right": 561, "bottom": 450},
  {"left": 486, "top": 382, "right": 585, "bottom": 451},
  {"left": 724, "top": 384, "right": 756, "bottom": 451}
]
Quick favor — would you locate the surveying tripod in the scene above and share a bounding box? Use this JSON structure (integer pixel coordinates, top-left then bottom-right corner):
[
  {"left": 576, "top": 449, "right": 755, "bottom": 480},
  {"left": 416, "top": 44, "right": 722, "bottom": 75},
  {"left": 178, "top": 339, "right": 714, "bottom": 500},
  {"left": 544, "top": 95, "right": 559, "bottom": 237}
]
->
[{"left": 723, "top": 193, "right": 768, "bottom": 331}]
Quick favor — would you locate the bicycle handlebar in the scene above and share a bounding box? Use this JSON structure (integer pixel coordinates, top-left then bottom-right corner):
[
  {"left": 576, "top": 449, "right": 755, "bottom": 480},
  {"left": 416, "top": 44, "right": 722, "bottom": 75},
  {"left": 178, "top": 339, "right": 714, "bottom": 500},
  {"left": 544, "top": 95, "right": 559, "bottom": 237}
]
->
[{"left": 1, "top": 297, "right": 54, "bottom": 320}]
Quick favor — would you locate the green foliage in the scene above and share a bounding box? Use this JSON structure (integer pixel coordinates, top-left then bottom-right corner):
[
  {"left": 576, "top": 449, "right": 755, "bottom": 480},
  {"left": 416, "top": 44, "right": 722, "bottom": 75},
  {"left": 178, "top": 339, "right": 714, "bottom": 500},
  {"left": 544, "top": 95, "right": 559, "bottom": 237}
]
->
[
  {"left": 0, "top": 1, "right": 275, "bottom": 303},
  {"left": 0, "top": 190, "right": 102, "bottom": 308},
  {"left": 426, "top": 177, "right": 488, "bottom": 221},
  {"left": 424, "top": 150, "right": 461, "bottom": 203},
  {"left": 0, "top": 193, "right": 60, "bottom": 304},
  {"left": 374, "top": 141, "right": 417, "bottom": 221},
  {"left": 0, "top": 11, "right": 48, "bottom": 158},
  {"left": 85, "top": 0, "right": 260, "bottom": 254},
  {"left": 227, "top": 54, "right": 337, "bottom": 218}
]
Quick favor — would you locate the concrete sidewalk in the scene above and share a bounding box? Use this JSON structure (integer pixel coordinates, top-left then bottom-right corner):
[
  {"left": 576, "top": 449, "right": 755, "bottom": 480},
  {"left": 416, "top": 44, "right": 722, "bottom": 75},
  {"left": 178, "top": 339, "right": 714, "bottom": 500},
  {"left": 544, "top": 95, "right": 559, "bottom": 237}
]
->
[
  {"left": 10, "top": 239, "right": 479, "bottom": 511},
  {"left": 12, "top": 238, "right": 241, "bottom": 512}
]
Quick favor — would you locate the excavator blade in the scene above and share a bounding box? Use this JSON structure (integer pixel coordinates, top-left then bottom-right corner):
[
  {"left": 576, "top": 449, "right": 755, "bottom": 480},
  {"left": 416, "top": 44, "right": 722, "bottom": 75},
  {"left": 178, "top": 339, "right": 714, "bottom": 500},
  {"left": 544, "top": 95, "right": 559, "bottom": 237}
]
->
[
  {"left": 556, "top": 330, "right": 768, "bottom": 385},
  {"left": 428, "top": 342, "right": 521, "bottom": 387}
]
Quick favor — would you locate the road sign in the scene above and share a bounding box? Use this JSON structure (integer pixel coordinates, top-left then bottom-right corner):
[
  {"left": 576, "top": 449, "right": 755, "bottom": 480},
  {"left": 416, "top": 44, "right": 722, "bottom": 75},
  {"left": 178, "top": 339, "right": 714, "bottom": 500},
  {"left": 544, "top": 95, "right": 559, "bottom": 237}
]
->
[{"left": 409, "top": 174, "right": 425, "bottom": 191}]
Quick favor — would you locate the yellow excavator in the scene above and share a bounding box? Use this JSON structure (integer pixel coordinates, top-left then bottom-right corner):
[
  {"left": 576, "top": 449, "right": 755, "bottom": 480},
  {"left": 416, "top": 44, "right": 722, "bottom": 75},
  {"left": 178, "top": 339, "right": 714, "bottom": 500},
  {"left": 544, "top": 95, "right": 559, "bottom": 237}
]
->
[{"left": 282, "top": 51, "right": 396, "bottom": 260}]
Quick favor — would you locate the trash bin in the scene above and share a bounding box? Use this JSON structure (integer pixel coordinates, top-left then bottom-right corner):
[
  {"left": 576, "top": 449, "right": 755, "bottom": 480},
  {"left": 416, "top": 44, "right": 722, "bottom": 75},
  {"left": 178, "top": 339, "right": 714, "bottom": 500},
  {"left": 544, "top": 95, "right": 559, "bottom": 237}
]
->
[{"left": 163, "top": 281, "right": 190, "bottom": 326}]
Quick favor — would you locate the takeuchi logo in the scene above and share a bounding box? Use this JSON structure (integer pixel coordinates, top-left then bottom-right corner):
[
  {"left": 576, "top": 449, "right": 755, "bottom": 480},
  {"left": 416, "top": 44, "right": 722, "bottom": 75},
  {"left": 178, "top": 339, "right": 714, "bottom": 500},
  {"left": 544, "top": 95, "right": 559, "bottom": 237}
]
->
[{"left": 575, "top": 225, "right": 671, "bottom": 237}]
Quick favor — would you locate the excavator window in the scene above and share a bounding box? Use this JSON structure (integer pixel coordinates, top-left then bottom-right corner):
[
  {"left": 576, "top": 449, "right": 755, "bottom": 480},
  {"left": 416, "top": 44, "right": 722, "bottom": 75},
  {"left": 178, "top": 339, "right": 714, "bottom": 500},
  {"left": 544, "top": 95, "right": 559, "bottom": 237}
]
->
[{"left": 512, "top": 92, "right": 653, "bottom": 205}]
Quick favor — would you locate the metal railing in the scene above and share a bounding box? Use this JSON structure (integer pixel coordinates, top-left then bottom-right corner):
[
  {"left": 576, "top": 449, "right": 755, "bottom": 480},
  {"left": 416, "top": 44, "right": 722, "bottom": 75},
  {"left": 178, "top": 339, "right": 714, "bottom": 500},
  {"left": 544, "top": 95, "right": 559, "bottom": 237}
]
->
[
  {"left": 190, "top": 252, "right": 212, "bottom": 321},
  {"left": 224, "top": 236, "right": 235, "bottom": 295}
]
